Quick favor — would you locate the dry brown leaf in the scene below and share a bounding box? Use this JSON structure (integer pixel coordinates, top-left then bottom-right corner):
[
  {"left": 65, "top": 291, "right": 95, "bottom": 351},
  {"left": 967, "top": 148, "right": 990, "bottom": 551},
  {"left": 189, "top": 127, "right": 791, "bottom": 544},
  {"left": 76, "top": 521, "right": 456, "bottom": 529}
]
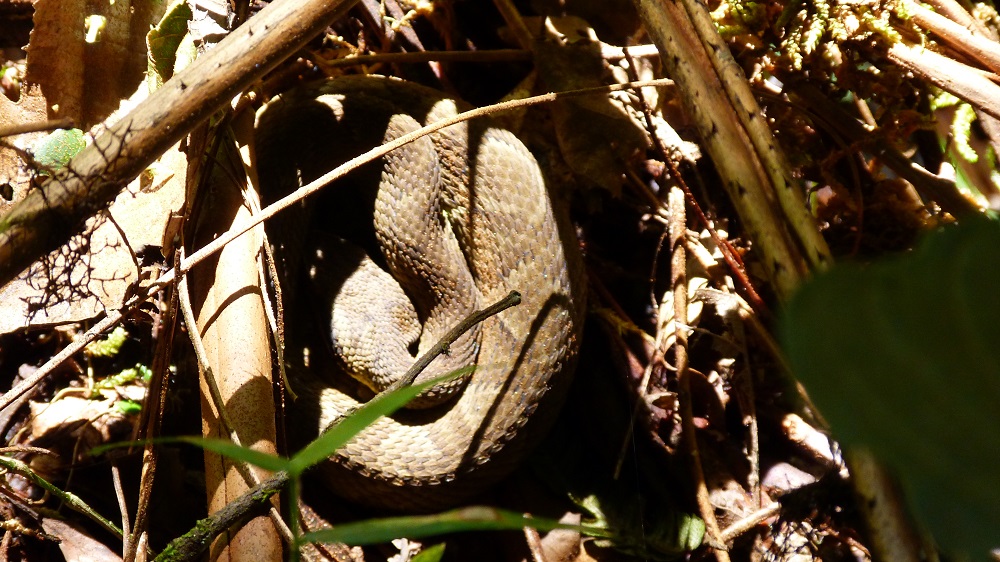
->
[
  {"left": 0, "top": 75, "right": 186, "bottom": 335},
  {"left": 537, "top": 512, "right": 587, "bottom": 562},
  {"left": 41, "top": 517, "right": 123, "bottom": 562},
  {"left": 534, "top": 16, "right": 650, "bottom": 194},
  {"left": 0, "top": 85, "right": 50, "bottom": 216},
  {"left": 0, "top": 159, "right": 185, "bottom": 334},
  {"left": 28, "top": 390, "right": 140, "bottom": 451}
]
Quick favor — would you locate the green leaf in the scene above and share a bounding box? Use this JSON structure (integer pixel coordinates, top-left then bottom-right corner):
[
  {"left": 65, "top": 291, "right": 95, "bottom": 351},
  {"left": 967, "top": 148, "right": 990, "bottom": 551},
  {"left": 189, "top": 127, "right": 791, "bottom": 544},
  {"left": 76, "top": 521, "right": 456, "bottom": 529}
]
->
[
  {"left": 146, "top": 0, "right": 193, "bottom": 90},
  {"left": 781, "top": 217, "right": 1000, "bottom": 560},
  {"left": 411, "top": 543, "right": 446, "bottom": 562},
  {"left": 115, "top": 400, "right": 142, "bottom": 415},
  {"left": 85, "top": 325, "right": 128, "bottom": 357},
  {"left": 91, "top": 370, "right": 471, "bottom": 478},
  {"left": 298, "top": 506, "right": 610, "bottom": 547},
  {"left": 91, "top": 437, "right": 290, "bottom": 473},
  {"left": 175, "top": 437, "right": 290, "bottom": 472},
  {"left": 33, "top": 128, "right": 85, "bottom": 172}
]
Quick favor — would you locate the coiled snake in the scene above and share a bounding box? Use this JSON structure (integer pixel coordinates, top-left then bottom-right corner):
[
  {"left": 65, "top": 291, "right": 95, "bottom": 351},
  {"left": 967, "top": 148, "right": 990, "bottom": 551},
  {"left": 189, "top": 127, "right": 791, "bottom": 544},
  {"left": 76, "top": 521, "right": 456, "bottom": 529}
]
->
[{"left": 255, "top": 76, "right": 585, "bottom": 510}]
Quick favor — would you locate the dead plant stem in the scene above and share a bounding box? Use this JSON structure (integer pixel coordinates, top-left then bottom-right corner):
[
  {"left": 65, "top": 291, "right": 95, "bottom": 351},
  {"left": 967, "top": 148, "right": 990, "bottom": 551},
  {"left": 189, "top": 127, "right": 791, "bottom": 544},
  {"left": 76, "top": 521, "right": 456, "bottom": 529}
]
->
[{"left": 670, "top": 187, "right": 730, "bottom": 560}]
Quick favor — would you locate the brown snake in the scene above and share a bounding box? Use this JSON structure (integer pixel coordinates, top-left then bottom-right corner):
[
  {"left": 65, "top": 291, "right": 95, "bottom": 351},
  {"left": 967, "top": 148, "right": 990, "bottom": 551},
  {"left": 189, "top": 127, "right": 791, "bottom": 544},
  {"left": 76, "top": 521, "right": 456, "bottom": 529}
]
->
[{"left": 255, "top": 76, "right": 585, "bottom": 510}]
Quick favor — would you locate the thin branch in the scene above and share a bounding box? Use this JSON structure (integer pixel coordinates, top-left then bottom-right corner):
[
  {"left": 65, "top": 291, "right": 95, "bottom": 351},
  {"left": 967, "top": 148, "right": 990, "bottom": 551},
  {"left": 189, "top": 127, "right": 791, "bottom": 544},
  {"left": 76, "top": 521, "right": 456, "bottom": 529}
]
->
[
  {"left": 718, "top": 502, "right": 780, "bottom": 544},
  {"left": 314, "top": 48, "right": 532, "bottom": 69},
  {"left": 125, "top": 250, "right": 181, "bottom": 562},
  {"left": 155, "top": 471, "right": 289, "bottom": 562},
  {"left": 312, "top": 44, "right": 662, "bottom": 70},
  {"left": 110, "top": 460, "right": 131, "bottom": 558},
  {"left": 491, "top": 0, "right": 534, "bottom": 50},
  {"left": 0, "top": 455, "right": 123, "bottom": 540},
  {"left": 385, "top": 291, "right": 521, "bottom": 395},
  {"left": 0, "top": 118, "right": 77, "bottom": 138},
  {"left": 179, "top": 79, "right": 674, "bottom": 285},
  {"left": 0, "top": 282, "right": 165, "bottom": 412}
]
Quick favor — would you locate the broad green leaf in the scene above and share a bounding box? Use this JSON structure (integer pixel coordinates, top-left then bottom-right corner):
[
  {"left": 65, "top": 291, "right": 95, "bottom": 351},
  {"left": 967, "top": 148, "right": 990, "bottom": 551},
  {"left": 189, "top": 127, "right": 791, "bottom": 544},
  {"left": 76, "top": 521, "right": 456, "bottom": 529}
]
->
[
  {"left": 781, "top": 217, "right": 1000, "bottom": 560},
  {"left": 574, "top": 492, "right": 704, "bottom": 557},
  {"left": 298, "top": 506, "right": 610, "bottom": 547}
]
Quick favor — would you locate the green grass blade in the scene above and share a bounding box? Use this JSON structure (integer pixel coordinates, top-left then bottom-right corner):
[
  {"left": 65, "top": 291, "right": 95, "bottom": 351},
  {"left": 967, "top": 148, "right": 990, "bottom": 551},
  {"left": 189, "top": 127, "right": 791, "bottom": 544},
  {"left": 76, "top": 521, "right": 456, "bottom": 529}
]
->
[
  {"left": 288, "top": 367, "right": 473, "bottom": 474},
  {"left": 91, "top": 369, "right": 473, "bottom": 477},
  {"left": 298, "top": 506, "right": 611, "bottom": 547},
  {"left": 176, "top": 437, "right": 290, "bottom": 472},
  {"left": 91, "top": 437, "right": 290, "bottom": 472}
]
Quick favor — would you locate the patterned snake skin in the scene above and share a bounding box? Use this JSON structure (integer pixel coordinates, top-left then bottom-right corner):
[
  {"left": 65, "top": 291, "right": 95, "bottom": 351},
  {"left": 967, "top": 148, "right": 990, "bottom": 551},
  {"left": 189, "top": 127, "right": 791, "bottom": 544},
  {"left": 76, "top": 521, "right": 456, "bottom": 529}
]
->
[{"left": 255, "top": 76, "right": 585, "bottom": 510}]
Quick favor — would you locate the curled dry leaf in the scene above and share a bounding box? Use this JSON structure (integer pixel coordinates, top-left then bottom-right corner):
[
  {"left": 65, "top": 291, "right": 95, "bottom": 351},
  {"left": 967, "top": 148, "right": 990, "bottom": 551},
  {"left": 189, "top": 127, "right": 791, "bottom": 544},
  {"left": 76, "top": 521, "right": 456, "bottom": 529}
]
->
[{"left": 534, "top": 16, "right": 650, "bottom": 194}]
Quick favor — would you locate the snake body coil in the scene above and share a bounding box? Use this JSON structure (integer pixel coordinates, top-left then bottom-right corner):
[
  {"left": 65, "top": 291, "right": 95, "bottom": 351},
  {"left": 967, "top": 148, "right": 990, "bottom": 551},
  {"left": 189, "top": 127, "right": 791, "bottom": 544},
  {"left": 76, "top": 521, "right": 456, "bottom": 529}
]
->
[{"left": 255, "top": 76, "right": 585, "bottom": 510}]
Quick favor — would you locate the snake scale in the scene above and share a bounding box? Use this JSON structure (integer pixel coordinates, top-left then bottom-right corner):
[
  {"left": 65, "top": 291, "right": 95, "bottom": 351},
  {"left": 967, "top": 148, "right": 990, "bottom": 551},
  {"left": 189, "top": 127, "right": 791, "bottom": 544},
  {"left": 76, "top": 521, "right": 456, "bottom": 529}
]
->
[{"left": 254, "top": 76, "right": 585, "bottom": 510}]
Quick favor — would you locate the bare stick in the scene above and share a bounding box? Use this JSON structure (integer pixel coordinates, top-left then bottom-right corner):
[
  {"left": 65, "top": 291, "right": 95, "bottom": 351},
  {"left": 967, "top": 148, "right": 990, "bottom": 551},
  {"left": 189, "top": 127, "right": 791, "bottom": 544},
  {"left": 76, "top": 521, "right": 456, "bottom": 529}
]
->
[
  {"left": 154, "top": 471, "right": 288, "bottom": 562},
  {"left": 670, "top": 187, "right": 729, "bottom": 559},
  {"left": 0, "top": 118, "right": 76, "bottom": 138},
  {"left": 0, "top": 455, "right": 124, "bottom": 540},
  {"left": 313, "top": 44, "right": 661, "bottom": 69},
  {"left": 330, "top": 291, "right": 523, "bottom": 426},
  {"left": 385, "top": 290, "right": 521, "bottom": 395}
]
